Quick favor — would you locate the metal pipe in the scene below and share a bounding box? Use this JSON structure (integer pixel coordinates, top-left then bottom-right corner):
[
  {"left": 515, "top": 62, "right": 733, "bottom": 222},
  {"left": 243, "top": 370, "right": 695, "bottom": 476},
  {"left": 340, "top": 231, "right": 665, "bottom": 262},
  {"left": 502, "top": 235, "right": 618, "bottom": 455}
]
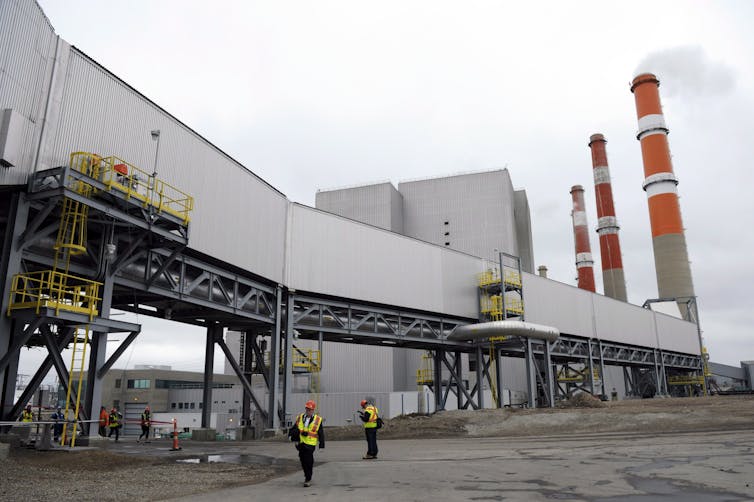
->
[{"left": 447, "top": 320, "right": 559, "bottom": 342}]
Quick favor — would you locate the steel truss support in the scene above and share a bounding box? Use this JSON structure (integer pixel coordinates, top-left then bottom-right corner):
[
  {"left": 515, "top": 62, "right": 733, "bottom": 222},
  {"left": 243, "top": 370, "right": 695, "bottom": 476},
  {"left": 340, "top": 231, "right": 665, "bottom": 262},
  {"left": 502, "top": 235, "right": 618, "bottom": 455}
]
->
[
  {"left": 435, "top": 351, "right": 477, "bottom": 410},
  {"left": 288, "top": 294, "right": 470, "bottom": 350}
]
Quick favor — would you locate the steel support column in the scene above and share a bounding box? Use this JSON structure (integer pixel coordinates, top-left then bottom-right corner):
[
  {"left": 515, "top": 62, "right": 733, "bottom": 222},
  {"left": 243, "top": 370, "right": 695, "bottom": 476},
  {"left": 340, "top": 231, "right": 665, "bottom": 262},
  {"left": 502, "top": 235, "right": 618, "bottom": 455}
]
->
[
  {"left": 598, "top": 340, "right": 607, "bottom": 398},
  {"left": 494, "top": 346, "right": 503, "bottom": 408},
  {"left": 433, "top": 350, "right": 443, "bottom": 411},
  {"left": 201, "top": 324, "right": 220, "bottom": 428},
  {"left": 587, "top": 339, "right": 595, "bottom": 395},
  {"left": 455, "top": 351, "right": 463, "bottom": 410},
  {"left": 543, "top": 341, "right": 554, "bottom": 407},
  {"left": 475, "top": 344, "right": 484, "bottom": 409},
  {"left": 267, "top": 287, "right": 282, "bottom": 429},
  {"left": 282, "top": 292, "right": 295, "bottom": 427},
  {"left": 525, "top": 338, "right": 537, "bottom": 409},
  {"left": 0, "top": 193, "right": 28, "bottom": 420}
]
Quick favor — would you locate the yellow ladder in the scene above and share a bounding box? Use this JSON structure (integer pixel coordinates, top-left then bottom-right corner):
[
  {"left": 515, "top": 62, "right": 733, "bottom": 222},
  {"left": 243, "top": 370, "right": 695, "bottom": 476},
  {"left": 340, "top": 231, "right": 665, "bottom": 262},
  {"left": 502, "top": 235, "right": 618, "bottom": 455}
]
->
[{"left": 61, "top": 325, "right": 90, "bottom": 447}]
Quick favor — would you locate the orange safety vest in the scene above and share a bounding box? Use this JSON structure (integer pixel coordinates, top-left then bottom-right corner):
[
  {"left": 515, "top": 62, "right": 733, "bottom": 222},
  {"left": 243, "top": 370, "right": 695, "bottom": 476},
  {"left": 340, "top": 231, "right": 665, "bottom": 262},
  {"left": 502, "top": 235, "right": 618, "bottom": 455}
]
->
[
  {"left": 296, "top": 413, "right": 322, "bottom": 447},
  {"left": 363, "top": 405, "right": 378, "bottom": 429},
  {"left": 99, "top": 409, "right": 109, "bottom": 426}
]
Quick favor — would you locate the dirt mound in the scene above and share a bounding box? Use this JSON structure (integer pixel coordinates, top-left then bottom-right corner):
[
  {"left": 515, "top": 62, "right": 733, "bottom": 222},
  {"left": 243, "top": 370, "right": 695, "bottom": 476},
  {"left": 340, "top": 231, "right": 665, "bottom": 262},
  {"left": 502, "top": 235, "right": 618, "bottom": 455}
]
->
[
  {"left": 557, "top": 392, "right": 607, "bottom": 408},
  {"left": 333, "top": 395, "right": 754, "bottom": 439}
]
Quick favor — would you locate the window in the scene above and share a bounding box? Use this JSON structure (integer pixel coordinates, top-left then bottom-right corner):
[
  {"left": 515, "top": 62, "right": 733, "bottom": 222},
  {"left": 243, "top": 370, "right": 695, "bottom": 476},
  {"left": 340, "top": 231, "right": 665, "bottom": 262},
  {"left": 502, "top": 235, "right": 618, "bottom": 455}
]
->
[
  {"left": 444, "top": 242, "right": 450, "bottom": 246},
  {"left": 444, "top": 221, "right": 449, "bottom": 225},
  {"left": 127, "top": 379, "right": 150, "bottom": 389},
  {"left": 113, "top": 400, "right": 120, "bottom": 409},
  {"left": 190, "top": 403, "right": 195, "bottom": 409},
  {"left": 184, "top": 403, "right": 189, "bottom": 409},
  {"left": 114, "top": 379, "right": 121, "bottom": 389},
  {"left": 444, "top": 232, "right": 449, "bottom": 236},
  {"left": 199, "top": 403, "right": 203, "bottom": 409},
  {"left": 171, "top": 403, "right": 176, "bottom": 409},
  {"left": 178, "top": 403, "right": 184, "bottom": 409}
]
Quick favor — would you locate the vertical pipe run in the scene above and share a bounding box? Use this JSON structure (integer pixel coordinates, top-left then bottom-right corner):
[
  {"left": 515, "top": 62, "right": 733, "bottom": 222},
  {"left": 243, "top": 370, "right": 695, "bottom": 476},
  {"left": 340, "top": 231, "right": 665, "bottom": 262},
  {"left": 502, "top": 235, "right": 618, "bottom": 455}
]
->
[
  {"left": 570, "top": 186, "right": 596, "bottom": 292},
  {"left": 630, "top": 73, "right": 695, "bottom": 316},
  {"left": 588, "top": 134, "right": 627, "bottom": 301}
]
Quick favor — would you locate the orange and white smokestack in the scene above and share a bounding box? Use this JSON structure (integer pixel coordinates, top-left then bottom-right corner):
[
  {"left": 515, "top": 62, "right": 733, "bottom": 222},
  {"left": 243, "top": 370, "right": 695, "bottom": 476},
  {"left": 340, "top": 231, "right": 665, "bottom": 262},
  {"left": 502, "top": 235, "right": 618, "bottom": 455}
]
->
[
  {"left": 570, "top": 185, "right": 596, "bottom": 292},
  {"left": 589, "top": 134, "right": 627, "bottom": 301},
  {"left": 630, "top": 73, "right": 695, "bottom": 313}
]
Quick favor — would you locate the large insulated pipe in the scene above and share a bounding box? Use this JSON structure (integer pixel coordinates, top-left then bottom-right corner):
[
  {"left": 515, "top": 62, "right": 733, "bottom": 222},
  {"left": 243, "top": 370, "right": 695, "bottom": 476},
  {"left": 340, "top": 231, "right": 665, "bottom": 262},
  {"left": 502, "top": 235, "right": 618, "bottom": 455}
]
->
[
  {"left": 570, "top": 185, "right": 596, "bottom": 292},
  {"left": 588, "top": 134, "right": 627, "bottom": 301},
  {"left": 630, "top": 73, "right": 695, "bottom": 315},
  {"left": 447, "top": 320, "right": 559, "bottom": 343}
]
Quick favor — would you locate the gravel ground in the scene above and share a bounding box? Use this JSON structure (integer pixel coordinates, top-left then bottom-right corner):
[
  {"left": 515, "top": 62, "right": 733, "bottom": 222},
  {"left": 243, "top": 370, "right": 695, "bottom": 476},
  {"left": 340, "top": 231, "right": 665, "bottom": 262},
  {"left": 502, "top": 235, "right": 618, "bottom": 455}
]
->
[
  {"left": 2, "top": 395, "right": 753, "bottom": 500},
  {"left": 0, "top": 447, "right": 297, "bottom": 501}
]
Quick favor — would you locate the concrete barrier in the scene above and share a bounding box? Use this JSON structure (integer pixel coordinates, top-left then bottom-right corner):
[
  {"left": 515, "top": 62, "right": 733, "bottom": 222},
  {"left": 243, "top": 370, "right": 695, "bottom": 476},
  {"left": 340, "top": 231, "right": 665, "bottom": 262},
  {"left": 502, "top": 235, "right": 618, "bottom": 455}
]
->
[{"left": 191, "top": 428, "right": 216, "bottom": 441}]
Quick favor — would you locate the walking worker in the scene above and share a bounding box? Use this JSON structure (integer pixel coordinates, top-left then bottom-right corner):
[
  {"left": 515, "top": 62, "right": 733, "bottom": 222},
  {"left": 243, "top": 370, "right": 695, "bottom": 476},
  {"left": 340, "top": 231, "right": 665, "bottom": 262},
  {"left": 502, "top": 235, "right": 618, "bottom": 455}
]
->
[
  {"left": 291, "top": 400, "right": 325, "bottom": 487},
  {"left": 359, "top": 398, "right": 379, "bottom": 459},
  {"left": 137, "top": 405, "right": 151, "bottom": 443},
  {"left": 98, "top": 406, "right": 109, "bottom": 436},
  {"left": 20, "top": 404, "right": 33, "bottom": 422},
  {"left": 108, "top": 407, "right": 121, "bottom": 441},
  {"left": 51, "top": 407, "right": 64, "bottom": 442}
]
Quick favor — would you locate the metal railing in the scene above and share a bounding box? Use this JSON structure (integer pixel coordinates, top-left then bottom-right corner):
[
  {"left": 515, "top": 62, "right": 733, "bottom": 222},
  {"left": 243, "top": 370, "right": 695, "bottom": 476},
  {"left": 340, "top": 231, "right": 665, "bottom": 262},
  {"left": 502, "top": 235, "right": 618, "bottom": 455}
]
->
[
  {"left": 7, "top": 270, "right": 101, "bottom": 320},
  {"left": 69, "top": 152, "right": 194, "bottom": 224}
]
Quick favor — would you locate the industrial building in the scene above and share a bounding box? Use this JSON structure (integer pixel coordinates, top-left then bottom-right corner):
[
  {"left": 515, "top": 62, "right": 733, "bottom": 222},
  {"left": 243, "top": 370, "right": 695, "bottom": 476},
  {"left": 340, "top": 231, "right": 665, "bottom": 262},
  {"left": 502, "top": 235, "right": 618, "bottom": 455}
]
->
[{"left": 0, "top": 0, "right": 721, "bottom": 436}]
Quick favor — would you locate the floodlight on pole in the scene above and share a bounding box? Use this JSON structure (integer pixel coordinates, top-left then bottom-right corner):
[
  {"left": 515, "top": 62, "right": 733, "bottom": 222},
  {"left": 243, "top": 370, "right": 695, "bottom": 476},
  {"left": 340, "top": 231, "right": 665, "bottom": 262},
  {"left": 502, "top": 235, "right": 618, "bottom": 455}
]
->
[{"left": 150, "top": 129, "right": 160, "bottom": 179}]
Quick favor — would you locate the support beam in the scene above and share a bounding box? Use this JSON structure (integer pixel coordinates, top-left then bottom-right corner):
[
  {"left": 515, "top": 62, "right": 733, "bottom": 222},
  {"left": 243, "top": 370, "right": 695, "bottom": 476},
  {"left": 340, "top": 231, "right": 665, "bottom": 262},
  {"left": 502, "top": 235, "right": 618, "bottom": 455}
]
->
[
  {"left": 455, "top": 351, "right": 463, "bottom": 410},
  {"left": 525, "top": 338, "right": 537, "bottom": 409},
  {"left": 201, "top": 324, "right": 220, "bottom": 428},
  {"left": 267, "top": 287, "right": 282, "bottom": 429},
  {"left": 0, "top": 317, "right": 45, "bottom": 375},
  {"left": 282, "top": 292, "right": 294, "bottom": 426},
  {"left": 587, "top": 339, "right": 596, "bottom": 395},
  {"left": 475, "top": 344, "right": 484, "bottom": 409},
  {"left": 97, "top": 331, "right": 140, "bottom": 379},
  {"left": 598, "top": 340, "right": 607, "bottom": 398},
  {"left": 543, "top": 341, "right": 554, "bottom": 408},
  {"left": 433, "top": 350, "right": 443, "bottom": 411},
  {"left": 216, "top": 335, "right": 267, "bottom": 421},
  {"left": 494, "top": 347, "right": 503, "bottom": 408}
]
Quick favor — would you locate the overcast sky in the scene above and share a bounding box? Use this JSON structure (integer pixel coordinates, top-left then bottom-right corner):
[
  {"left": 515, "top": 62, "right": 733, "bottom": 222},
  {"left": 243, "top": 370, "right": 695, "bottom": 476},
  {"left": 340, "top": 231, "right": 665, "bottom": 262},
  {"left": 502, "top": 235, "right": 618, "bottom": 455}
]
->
[{"left": 19, "top": 0, "right": 754, "bottom": 382}]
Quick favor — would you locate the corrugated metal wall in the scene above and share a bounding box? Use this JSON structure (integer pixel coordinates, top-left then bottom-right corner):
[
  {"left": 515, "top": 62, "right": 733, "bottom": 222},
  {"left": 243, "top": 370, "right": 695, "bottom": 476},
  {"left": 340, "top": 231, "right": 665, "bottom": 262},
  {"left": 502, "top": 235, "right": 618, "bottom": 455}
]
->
[
  {"left": 513, "top": 190, "right": 535, "bottom": 273},
  {"left": 0, "top": 0, "right": 57, "bottom": 184},
  {"left": 40, "top": 48, "right": 289, "bottom": 282},
  {"left": 315, "top": 182, "right": 403, "bottom": 233},
  {"left": 654, "top": 311, "right": 701, "bottom": 354},
  {"left": 286, "top": 203, "right": 481, "bottom": 318},
  {"left": 399, "top": 170, "right": 519, "bottom": 262}
]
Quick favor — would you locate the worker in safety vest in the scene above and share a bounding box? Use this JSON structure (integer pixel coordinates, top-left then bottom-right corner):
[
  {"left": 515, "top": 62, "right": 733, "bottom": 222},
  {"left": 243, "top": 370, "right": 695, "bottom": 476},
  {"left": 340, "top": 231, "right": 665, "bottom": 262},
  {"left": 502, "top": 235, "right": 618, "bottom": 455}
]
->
[
  {"left": 98, "top": 406, "right": 109, "bottom": 436},
  {"left": 137, "top": 405, "right": 151, "bottom": 443},
  {"left": 20, "top": 404, "right": 33, "bottom": 422},
  {"left": 108, "top": 407, "right": 121, "bottom": 441},
  {"left": 359, "top": 398, "right": 379, "bottom": 459},
  {"left": 290, "top": 400, "right": 325, "bottom": 487}
]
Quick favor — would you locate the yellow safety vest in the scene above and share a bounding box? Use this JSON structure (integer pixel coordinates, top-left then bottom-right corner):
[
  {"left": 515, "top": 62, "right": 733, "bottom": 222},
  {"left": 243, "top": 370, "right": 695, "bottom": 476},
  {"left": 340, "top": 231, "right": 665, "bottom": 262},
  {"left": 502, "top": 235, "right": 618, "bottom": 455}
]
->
[
  {"left": 296, "top": 413, "right": 322, "bottom": 447},
  {"left": 363, "top": 405, "right": 378, "bottom": 429},
  {"left": 21, "top": 410, "right": 33, "bottom": 422},
  {"left": 109, "top": 412, "right": 120, "bottom": 428}
]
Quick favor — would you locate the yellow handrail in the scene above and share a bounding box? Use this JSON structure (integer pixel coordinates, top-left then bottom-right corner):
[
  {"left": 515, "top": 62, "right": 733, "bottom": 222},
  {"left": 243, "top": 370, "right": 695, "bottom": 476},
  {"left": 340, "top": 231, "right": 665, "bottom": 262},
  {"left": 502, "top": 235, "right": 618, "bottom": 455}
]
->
[
  {"left": 69, "top": 152, "right": 194, "bottom": 224},
  {"left": 7, "top": 270, "right": 101, "bottom": 320}
]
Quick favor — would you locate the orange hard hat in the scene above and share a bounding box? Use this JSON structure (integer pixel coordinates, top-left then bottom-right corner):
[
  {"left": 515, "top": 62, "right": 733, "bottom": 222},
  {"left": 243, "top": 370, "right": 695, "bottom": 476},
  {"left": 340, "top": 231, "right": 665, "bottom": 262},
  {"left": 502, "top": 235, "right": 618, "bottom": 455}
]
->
[
  {"left": 360, "top": 399, "right": 367, "bottom": 407},
  {"left": 305, "top": 400, "right": 316, "bottom": 410}
]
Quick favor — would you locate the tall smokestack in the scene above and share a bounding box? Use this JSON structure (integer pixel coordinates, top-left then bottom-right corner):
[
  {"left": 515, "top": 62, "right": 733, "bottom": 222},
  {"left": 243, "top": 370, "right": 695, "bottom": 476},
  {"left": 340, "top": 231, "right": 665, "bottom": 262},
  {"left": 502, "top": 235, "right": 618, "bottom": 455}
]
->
[
  {"left": 630, "top": 73, "right": 695, "bottom": 315},
  {"left": 589, "top": 134, "right": 628, "bottom": 301},
  {"left": 537, "top": 265, "right": 548, "bottom": 278},
  {"left": 570, "top": 185, "right": 596, "bottom": 292}
]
